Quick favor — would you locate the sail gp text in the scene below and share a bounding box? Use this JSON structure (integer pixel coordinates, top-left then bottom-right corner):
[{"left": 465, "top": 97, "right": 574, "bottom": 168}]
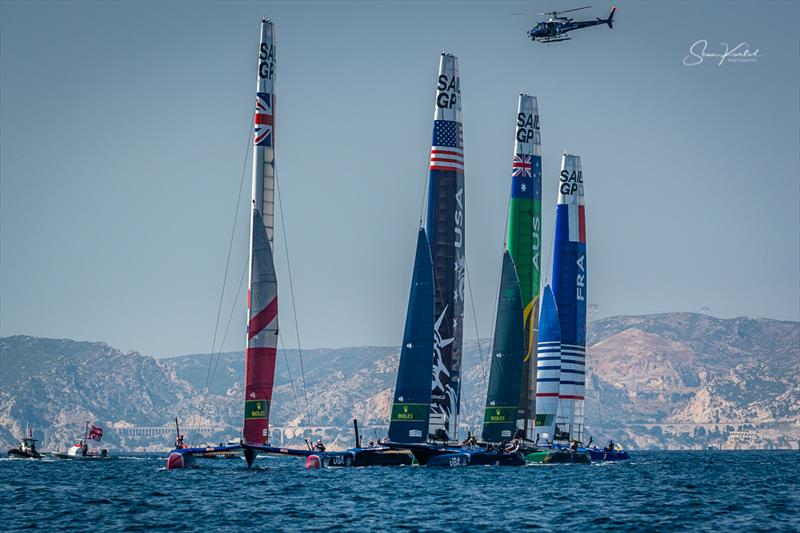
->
[
  {"left": 516, "top": 112, "right": 540, "bottom": 144},
  {"left": 560, "top": 169, "right": 583, "bottom": 196},
  {"left": 436, "top": 75, "right": 460, "bottom": 109},
  {"left": 259, "top": 42, "right": 275, "bottom": 80}
]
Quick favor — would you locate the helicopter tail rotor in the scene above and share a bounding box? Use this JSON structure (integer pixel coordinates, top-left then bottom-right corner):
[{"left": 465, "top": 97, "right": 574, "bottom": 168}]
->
[{"left": 606, "top": 6, "right": 616, "bottom": 29}]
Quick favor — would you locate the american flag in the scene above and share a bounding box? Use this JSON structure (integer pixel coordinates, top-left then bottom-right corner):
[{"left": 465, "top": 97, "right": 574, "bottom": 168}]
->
[
  {"left": 512, "top": 153, "right": 533, "bottom": 177},
  {"left": 254, "top": 92, "right": 273, "bottom": 147},
  {"left": 429, "top": 120, "right": 464, "bottom": 172}
]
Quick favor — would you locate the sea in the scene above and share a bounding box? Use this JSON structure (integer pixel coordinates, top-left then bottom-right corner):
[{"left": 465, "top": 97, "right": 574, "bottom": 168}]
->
[{"left": 1, "top": 450, "right": 798, "bottom": 531}]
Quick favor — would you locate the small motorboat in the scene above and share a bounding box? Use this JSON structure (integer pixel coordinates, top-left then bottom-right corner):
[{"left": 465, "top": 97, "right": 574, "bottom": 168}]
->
[
  {"left": 53, "top": 440, "right": 109, "bottom": 460},
  {"left": 53, "top": 422, "right": 110, "bottom": 459},
  {"left": 7, "top": 435, "right": 42, "bottom": 459}
]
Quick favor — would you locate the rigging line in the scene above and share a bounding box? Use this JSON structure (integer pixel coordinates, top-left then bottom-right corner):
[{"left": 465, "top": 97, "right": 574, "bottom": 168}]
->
[
  {"left": 465, "top": 260, "right": 487, "bottom": 436},
  {"left": 274, "top": 163, "right": 310, "bottom": 419},
  {"left": 279, "top": 334, "right": 302, "bottom": 425},
  {"left": 191, "top": 102, "right": 254, "bottom": 447},
  {"left": 199, "top": 258, "right": 248, "bottom": 438}
]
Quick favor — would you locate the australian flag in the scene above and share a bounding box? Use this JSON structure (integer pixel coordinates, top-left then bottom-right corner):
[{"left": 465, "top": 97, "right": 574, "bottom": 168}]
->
[
  {"left": 511, "top": 153, "right": 541, "bottom": 200},
  {"left": 254, "top": 92, "right": 273, "bottom": 147}
]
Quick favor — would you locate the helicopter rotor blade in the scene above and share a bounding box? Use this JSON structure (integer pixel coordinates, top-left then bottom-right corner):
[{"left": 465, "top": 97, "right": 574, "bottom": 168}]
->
[
  {"left": 510, "top": 12, "right": 535, "bottom": 16},
  {"left": 558, "top": 6, "right": 592, "bottom": 14}
]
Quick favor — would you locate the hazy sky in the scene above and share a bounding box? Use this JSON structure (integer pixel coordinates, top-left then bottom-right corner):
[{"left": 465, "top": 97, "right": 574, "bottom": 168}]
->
[{"left": 1, "top": 1, "right": 798, "bottom": 357}]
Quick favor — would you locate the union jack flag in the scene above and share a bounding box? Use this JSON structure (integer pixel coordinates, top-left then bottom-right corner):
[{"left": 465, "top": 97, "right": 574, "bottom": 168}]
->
[
  {"left": 254, "top": 92, "right": 273, "bottom": 147},
  {"left": 88, "top": 425, "right": 103, "bottom": 441},
  {"left": 512, "top": 153, "right": 533, "bottom": 177}
]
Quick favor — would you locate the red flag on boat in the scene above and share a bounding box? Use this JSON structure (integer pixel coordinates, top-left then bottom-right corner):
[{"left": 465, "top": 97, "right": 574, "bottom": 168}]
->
[{"left": 88, "top": 425, "right": 103, "bottom": 441}]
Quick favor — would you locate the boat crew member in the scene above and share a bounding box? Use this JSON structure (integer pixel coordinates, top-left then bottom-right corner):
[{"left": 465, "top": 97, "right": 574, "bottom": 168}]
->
[
  {"left": 605, "top": 440, "right": 614, "bottom": 453},
  {"left": 570, "top": 440, "right": 579, "bottom": 452},
  {"left": 175, "top": 434, "right": 186, "bottom": 449},
  {"left": 313, "top": 439, "right": 326, "bottom": 452},
  {"left": 505, "top": 439, "right": 520, "bottom": 453}
]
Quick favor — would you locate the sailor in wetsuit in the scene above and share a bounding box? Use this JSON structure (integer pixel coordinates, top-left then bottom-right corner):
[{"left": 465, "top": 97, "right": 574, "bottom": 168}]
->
[
  {"left": 313, "top": 439, "right": 326, "bottom": 452},
  {"left": 605, "top": 440, "right": 614, "bottom": 453},
  {"left": 175, "top": 434, "right": 186, "bottom": 449}
]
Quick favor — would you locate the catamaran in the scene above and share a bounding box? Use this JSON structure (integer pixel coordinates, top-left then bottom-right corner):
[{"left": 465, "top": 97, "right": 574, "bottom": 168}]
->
[
  {"left": 481, "top": 93, "right": 542, "bottom": 446},
  {"left": 385, "top": 54, "right": 525, "bottom": 467},
  {"left": 528, "top": 153, "right": 628, "bottom": 462},
  {"left": 168, "top": 19, "right": 289, "bottom": 469},
  {"left": 166, "top": 19, "right": 410, "bottom": 469}
]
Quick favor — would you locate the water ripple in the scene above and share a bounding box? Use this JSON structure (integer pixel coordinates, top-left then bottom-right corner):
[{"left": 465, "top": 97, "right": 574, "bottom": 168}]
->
[{"left": 1, "top": 451, "right": 799, "bottom": 531}]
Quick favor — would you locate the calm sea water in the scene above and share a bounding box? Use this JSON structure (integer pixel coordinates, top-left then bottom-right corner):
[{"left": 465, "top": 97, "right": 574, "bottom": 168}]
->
[{"left": 1, "top": 451, "right": 798, "bottom": 531}]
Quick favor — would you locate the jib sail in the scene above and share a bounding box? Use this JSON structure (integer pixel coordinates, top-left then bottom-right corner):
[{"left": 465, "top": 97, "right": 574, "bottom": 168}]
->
[
  {"left": 388, "top": 229, "right": 436, "bottom": 443},
  {"left": 481, "top": 252, "right": 526, "bottom": 442}
]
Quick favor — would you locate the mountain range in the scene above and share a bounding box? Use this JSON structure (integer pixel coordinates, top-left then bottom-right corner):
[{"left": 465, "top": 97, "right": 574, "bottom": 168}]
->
[{"left": 1, "top": 312, "right": 797, "bottom": 452}]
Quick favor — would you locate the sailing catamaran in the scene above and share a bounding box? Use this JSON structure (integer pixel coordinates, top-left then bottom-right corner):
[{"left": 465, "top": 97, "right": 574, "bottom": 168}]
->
[
  {"left": 168, "top": 19, "right": 287, "bottom": 470},
  {"left": 481, "top": 94, "right": 542, "bottom": 445},
  {"left": 385, "top": 55, "right": 526, "bottom": 467},
  {"left": 527, "top": 153, "right": 627, "bottom": 462},
  {"left": 525, "top": 153, "right": 594, "bottom": 463}
]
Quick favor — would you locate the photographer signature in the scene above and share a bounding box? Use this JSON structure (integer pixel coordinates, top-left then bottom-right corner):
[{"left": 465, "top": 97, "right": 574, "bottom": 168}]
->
[{"left": 683, "top": 40, "right": 761, "bottom": 66}]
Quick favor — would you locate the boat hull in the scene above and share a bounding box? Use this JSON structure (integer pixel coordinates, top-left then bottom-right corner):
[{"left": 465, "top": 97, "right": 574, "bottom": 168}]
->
[
  {"left": 53, "top": 453, "right": 110, "bottom": 460},
  {"left": 525, "top": 449, "right": 591, "bottom": 464},
  {"left": 325, "top": 447, "right": 413, "bottom": 467},
  {"left": 585, "top": 448, "right": 630, "bottom": 461},
  {"left": 389, "top": 442, "right": 524, "bottom": 467},
  {"left": 165, "top": 444, "right": 241, "bottom": 469},
  {"left": 7, "top": 449, "right": 42, "bottom": 459},
  {"left": 427, "top": 449, "right": 526, "bottom": 467}
]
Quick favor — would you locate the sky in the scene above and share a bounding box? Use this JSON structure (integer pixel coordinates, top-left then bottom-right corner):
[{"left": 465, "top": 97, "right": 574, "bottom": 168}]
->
[{"left": 1, "top": 1, "right": 798, "bottom": 358}]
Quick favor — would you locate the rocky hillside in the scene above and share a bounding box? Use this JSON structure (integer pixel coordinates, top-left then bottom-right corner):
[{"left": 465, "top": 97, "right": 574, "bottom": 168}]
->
[{"left": 1, "top": 313, "right": 798, "bottom": 451}]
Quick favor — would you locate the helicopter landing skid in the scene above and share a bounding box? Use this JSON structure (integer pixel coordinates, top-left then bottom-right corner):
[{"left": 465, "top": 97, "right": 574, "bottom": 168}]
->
[{"left": 538, "top": 35, "right": 572, "bottom": 43}]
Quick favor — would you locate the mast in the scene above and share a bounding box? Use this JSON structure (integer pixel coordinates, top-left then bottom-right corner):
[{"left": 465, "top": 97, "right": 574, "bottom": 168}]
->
[
  {"left": 507, "top": 94, "right": 542, "bottom": 438},
  {"left": 388, "top": 229, "right": 435, "bottom": 443},
  {"left": 533, "top": 285, "right": 561, "bottom": 441},
  {"left": 481, "top": 252, "right": 526, "bottom": 443},
  {"left": 552, "top": 153, "right": 586, "bottom": 443},
  {"left": 426, "top": 53, "right": 465, "bottom": 440},
  {"left": 243, "top": 19, "right": 278, "bottom": 445}
]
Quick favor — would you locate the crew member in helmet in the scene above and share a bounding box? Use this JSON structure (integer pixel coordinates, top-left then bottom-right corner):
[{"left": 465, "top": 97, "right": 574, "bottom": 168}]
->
[{"left": 313, "top": 439, "right": 326, "bottom": 452}]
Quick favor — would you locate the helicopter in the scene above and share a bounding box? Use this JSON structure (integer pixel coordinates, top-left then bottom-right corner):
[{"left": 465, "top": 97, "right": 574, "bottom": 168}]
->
[{"left": 517, "top": 5, "right": 616, "bottom": 43}]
